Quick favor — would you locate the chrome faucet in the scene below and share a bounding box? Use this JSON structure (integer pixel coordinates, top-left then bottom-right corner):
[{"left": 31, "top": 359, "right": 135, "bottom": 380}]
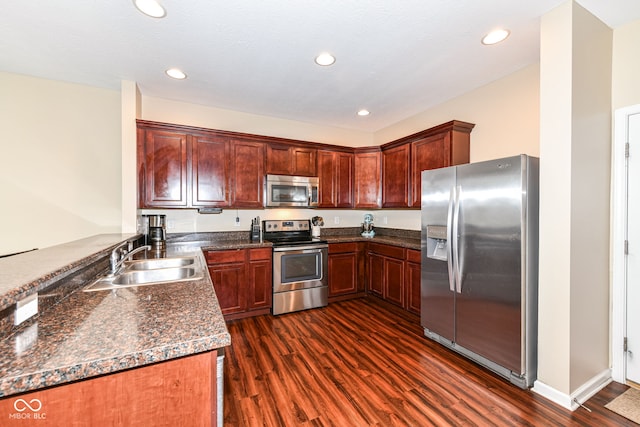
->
[{"left": 109, "top": 245, "right": 151, "bottom": 275}]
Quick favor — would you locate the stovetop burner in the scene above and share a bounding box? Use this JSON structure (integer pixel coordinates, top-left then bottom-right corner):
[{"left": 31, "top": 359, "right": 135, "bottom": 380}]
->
[{"left": 262, "top": 219, "right": 327, "bottom": 247}]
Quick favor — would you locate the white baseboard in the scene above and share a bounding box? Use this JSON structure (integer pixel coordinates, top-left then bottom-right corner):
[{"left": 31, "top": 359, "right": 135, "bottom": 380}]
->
[{"left": 532, "top": 369, "right": 612, "bottom": 411}]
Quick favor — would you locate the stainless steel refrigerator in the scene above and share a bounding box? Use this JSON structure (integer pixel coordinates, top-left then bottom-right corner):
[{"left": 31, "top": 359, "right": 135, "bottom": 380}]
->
[{"left": 421, "top": 154, "right": 539, "bottom": 388}]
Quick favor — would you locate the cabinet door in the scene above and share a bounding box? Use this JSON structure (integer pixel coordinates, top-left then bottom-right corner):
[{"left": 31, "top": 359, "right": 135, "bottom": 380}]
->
[
  {"left": 355, "top": 150, "right": 381, "bottom": 208},
  {"left": 292, "top": 147, "right": 317, "bottom": 176},
  {"left": 206, "top": 250, "right": 247, "bottom": 315},
  {"left": 142, "top": 129, "right": 188, "bottom": 207},
  {"left": 405, "top": 249, "right": 421, "bottom": 315},
  {"left": 192, "top": 134, "right": 230, "bottom": 207},
  {"left": 367, "top": 252, "right": 384, "bottom": 297},
  {"left": 411, "top": 132, "right": 448, "bottom": 207},
  {"left": 328, "top": 252, "right": 358, "bottom": 296},
  {"left": 247, "top": 249, "right": 272, "bottom": 311},
  {"left": 266, "top": 144, "right": 291, "bottom": 175},
  {"left": 382, "top": 144, "right": 411, "bottom": 208},
  {"left": 384, "top": 257, "right": 405, "bottom": 307},
  {"left": 336, "top": 152, "right": 354, "bottom": 207},
  {"left": 231, "top": 139, "right": 265, "bottom": 208},
  {"left": 317, "top": 150, "right": 337, "bottom": 207},
  {"left": 318, "top": 150, "right": 353, "bottom": 208}
]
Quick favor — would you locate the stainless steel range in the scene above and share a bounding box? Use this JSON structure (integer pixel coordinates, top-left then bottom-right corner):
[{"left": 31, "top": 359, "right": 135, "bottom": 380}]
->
[{"left": 263, "top": 219, "right": 328, "bottom": 315}]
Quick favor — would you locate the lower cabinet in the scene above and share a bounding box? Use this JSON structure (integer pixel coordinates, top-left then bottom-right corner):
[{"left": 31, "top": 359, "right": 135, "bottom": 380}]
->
[
  {"left": 328, "top": 242, "right": 364, "bottom": 301},
  {"left": 0, "top": 350, "right": 220, "bottom": 427},
  {"left": 405, "top": 249, "right": 421, "bottom": 316},
  {"left": 205, "top": 248, "right": 272, "bottom": 320},
  {"left": 366, "top": 243, "right": 421, "bottom": 315}
]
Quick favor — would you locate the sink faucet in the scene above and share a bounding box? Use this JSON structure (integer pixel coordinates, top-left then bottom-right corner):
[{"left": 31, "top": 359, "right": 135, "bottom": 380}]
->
[{"left": 109, "top": 245, "right": 151, "bottom": 275}]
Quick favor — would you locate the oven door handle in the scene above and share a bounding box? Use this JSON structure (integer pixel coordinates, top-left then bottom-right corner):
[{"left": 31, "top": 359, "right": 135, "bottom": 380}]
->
[{"left": 272, "top": 245, "right": 328, "bottom": 253}]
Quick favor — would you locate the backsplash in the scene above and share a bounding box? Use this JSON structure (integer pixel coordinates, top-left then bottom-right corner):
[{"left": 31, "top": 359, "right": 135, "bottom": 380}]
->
[{"left": 138, "top": 208, "right": 421, "bottom": 234}]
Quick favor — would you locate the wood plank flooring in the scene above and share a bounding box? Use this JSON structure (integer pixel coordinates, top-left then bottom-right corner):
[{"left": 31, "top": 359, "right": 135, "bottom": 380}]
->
[{"left": 223, "top": 297, "right": 635, "bottom": 426}]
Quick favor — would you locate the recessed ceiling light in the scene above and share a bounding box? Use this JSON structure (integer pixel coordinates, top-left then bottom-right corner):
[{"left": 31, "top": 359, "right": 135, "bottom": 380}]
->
[
  {"left": 165, "top": 68, "right": 187, "bottom": 79},
  {"left": 357, "top": 109, "right": 370, "bottom": 117},
  {"left": 315, "top": 52, "right": 336, "bottom": 66},
  {"left": 482, "top": 29, "right": 510, "bottom": 45},
  {"left": 133, "top": 0, "right": 166, "bottom": 18}
]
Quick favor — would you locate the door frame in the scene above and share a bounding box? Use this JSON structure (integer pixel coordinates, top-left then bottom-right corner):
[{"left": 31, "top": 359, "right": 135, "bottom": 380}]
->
[{"left": 612, "top": 103, "right": 640, "bottom": 383}]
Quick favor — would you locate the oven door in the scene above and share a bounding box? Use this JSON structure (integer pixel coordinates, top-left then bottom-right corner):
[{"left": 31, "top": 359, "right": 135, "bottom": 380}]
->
[{"left": 273, "top": 245, "right": 328, "bottom": 292}]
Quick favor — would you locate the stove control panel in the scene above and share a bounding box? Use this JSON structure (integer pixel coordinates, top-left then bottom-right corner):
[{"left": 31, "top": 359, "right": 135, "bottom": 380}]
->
[{"left": 263, "top": 219, "right": 310, "bottom": 232}]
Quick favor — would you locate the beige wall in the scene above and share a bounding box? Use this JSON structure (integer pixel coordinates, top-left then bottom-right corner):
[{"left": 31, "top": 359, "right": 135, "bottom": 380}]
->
[
  {"left": 141, "top": 96, "right": 373, "bottom": 147},
  {"left": 0, "top": 72, "right": 121, "bottom": 255},
  {"left": 374, "top": 63, "right": 540, "bottom": 163},
  {"left": 538, "top": 0, "right": 612, "bottom": 398},
  {"left": 612, "top": 19, "right": 640, "bottom": 111}
]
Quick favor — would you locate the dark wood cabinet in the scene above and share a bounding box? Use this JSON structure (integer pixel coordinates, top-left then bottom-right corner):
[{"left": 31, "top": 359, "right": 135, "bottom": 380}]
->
[
  {"left": 382, "top": 144, "right": 411, "bottom": 208},
  {"left": 205, "top": 248, "right": 272, "bottom": 320},
  {"left": 328, "top": 242, "right": 364, "bottom": 301},
  {"left": 354, "top": 148, "right": 382, "bottom": 208},
  {"left": 0, "top": 351, "right": 219, "bottom": 426},
  {"left": 367, "top": 243, "right": 405, "bottom": 308},
  {"left": 266, "top": 144, "right": 317, "bottom": 176},
  {"left": 192, "top": 134, "right": 230, "bottom": 207},
  {"left": 206, "top": 250, "right": 247, "bottom": 316},
  {"left": 140, "top": 129, "right": 189, "bottom": 208},
  {"left": 367, "top": 252, "right": 385, "bottom": 298},
  {"left": 247, "top": 248, "right": 273, "bottom": 311},
  {"left": 318, "top": 150, "right": 354, "bottom": 208},
  {"left": 230, "top": 139, "right": 265, "bottom": 208},
  {"left": 409, "top": 121, "right": 474, "bottom": 207},
  {"left": 137, "top": 119, "right": 472, "bottom": 210},
  {"left": 405, "top": 249, "right": 421, "bottom": 315}
]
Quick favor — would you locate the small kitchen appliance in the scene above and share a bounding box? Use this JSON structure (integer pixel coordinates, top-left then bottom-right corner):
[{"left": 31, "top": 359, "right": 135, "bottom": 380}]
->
[
  {"left": 361, "top": 213, "right": 375, "bottom": 238},
  {"left": 145, "top": 214, "right": 166, "bottom": 250}
]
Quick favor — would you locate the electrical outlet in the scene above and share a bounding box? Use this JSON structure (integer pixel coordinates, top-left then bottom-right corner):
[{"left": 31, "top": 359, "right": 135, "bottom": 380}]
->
[
  {"left": 14, "top": 293, "right": 38, "bottom": 326},
  {"left": 234, "top": 216, "right": 241, "bottom": 227},
  {"left": 334, "top": 216, "right": 340, "bottom": 225},
  {"left": 383, "top": 216, "right": 388, "bottom": 225}
]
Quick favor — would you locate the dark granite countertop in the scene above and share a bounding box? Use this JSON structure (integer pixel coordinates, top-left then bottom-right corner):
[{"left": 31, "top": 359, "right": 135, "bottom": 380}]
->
[{"left": 0, "top": 235, "right": 231, "bottom": 398}]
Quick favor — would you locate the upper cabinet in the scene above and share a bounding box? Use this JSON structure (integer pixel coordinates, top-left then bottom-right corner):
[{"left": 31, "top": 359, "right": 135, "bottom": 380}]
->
[
  {"left": 354, "top": 148, "right": 382, "bottom": 209},
  {"left": 380, "top": 120, "right": 474, "bottom": 209},
  {"left": 266, "top": 144, "right": 317, "bottom": 176},
  {"left": 382, "top": 144, "right": 411, "bottom": 208},
  {"left": 137, "top": 119, "right": 473, "bottom": 210},
  {"left": 318, "top": 149, "right": 354, "bottom": 208},
  {"left": 191, "top": 134, "right": 230, "bottom": 207},
  {"left": 230, "top": 139, "right": 265, "bottom": 208},
  {"left": 409, "top": 120, "right": 474, "bottom": 207},
  {"left": 137, "top": 121, "right": 263, "bottom": 209},
  {"left": 138, "top": 127, "right": 189, "bottom": 208}
]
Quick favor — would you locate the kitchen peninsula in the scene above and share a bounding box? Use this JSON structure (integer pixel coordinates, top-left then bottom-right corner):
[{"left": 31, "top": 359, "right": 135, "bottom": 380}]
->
[{"left": 0, "top": 234, "right": 231, "bottom": 426}]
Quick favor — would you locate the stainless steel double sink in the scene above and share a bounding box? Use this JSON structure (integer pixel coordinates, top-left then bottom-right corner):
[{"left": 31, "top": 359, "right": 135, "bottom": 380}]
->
[{"left": 84, "top": 255, "right": 205, "bottom": 292}]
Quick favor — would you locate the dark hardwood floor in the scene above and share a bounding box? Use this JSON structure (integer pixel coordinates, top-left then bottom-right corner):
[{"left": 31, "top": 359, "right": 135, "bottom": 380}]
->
[{"left": 223, "top": 297, "right": 635, "bottom": 426}]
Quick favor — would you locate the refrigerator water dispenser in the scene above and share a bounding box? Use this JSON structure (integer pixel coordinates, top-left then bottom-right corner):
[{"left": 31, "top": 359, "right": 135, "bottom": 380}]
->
[{"left": 426, "top": 225, "right": 448, "bottom": 261}]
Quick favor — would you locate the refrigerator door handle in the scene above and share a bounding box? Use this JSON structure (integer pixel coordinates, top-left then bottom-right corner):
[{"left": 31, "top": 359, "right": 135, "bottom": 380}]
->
[
  {"left": 452, "top": 185, "right": 462, "bottom": 293},
  {"left": 446, "top": 187, "right": 456, "bottom": 292}
]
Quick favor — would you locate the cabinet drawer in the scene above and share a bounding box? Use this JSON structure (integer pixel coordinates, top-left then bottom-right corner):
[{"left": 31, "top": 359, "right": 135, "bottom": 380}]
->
[
  {"left": 368, "top": 242, "right": 405, "bottom": 259},
  {"left": 329, "top": 242, "right": 358, "bottom": 254},
  {"left": 406, "top": 249, "right": 421, "bottom": 263},
  {"left": 249, "top": 247, "right": 272, "bottom": 261},
  {"left": 205, "top": 249, "right": 245, "bottom": 264}
]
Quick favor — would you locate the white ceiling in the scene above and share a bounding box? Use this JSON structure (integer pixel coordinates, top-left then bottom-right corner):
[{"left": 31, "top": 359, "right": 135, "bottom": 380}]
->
[{"left": 1, "top": 1, "right": 639, "bottom": 133}]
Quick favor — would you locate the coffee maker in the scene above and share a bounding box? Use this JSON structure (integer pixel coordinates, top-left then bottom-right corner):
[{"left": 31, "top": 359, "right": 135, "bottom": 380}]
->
[{"left": 144, "top": 214, "right": 166, "bottom": 250}]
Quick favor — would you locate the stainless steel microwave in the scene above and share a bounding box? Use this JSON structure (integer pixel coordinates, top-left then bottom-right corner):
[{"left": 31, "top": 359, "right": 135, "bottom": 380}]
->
[{"left": 265, "top": 174, "right": 319, "bottom": 208}]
